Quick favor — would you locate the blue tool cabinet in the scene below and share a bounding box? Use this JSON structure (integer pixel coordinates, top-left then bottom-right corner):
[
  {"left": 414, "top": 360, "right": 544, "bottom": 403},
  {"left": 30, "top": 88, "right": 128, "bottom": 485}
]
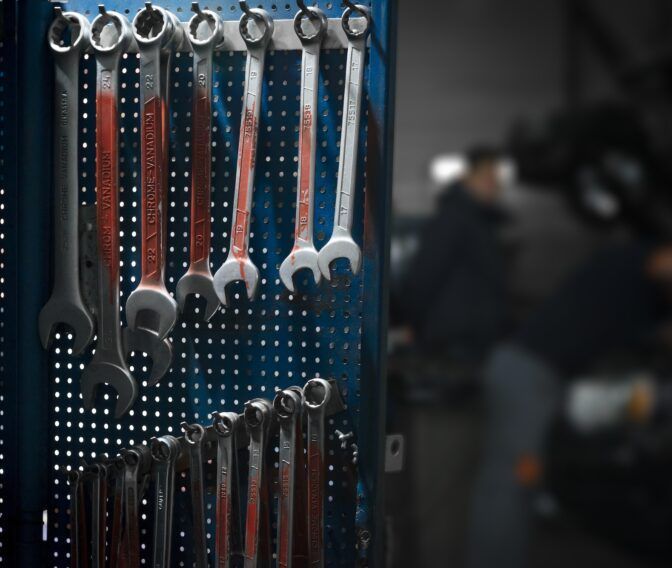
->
[{"left": 0, "top": 0, "right": 396, "bottom": 565}]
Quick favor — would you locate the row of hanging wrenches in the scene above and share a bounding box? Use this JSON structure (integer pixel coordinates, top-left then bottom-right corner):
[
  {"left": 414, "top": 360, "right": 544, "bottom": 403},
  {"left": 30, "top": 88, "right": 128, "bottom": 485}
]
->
[
  {"left": 63, "top": 378, "right": 345, "bottom": 568},
  {"left": 39, "top": 2, "right": 371, "bottom": 417}
]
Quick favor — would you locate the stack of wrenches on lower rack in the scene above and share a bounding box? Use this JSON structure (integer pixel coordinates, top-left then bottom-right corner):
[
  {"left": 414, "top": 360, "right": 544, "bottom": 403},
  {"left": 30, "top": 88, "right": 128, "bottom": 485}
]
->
[{"left": 63, "top": 378, "right": 349, "bottom": 568}]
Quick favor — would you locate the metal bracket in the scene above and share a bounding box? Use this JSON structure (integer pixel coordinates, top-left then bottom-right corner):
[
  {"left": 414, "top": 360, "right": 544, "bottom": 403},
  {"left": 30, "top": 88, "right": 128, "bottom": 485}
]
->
[{"left": 384, "top": 434, "right": 404, "bottom": 473}]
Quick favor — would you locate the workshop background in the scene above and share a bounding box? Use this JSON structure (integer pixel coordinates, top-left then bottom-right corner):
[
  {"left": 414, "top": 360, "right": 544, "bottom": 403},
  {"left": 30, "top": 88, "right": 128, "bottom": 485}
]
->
[{"left": 387, "top": 0, "right": 672, "bottom": 567}]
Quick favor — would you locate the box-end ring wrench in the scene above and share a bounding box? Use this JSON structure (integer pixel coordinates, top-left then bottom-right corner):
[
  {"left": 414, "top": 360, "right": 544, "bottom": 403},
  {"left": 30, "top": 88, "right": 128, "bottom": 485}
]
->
[
  {"left": 304, "top": 378, "right": 333, "bottom": 567},
  {"left": 81, "top": 7, "right": 137, "bottom": 419},
  {"left": 213, "top": 4, "right": 274, "bottom": 305},
  {"left": 213, "top": 411, "right": 243, "bottom": 568},
  {"left": 39, "top": 9, "right": 95, "bottom": 356},
  {"left": 176, "top": 3, "right": 224, "bottom": 322},
  {"left": 122, "top": 444, "right": 152, "bottom": 568},
  {"left": 243, "top": 398, "right": 274, "bottom": 568},
  {"left": 150, "top": 435, "right": 180, "bottom": 568},
  {"left": 274, "top": 388, "right": 307, "bottom": 568},
  {"left": 317, "top": 5, "right": 371, "bottom": 280},
  {"left": 279, "top": 7, "right": 328, "bottom": 293},
  {"left": 67, "top": 469, "right": 88, "bottom": 568},
  {"left": 125, "top": 3, "right": 180, "bottom": 341},
  {"left": 182, "top": 422, "right": 209, "bottom": 568}
]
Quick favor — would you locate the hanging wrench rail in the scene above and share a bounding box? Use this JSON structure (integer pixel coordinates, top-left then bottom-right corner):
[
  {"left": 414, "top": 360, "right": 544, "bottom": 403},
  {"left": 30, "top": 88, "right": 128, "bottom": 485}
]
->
[
  {"left": 317, "top": 4, "right": 371, "bottom": 280},
  {"left": 39, "top": 8, "right": 95, "bottom": 357},
  {"left": 176, "top": 2, "right": 224, "bottom": 322},
  {"left": 279, "top": 7, "right": 328, "bottom": 293},
  {"left": 213, "top": 4, "right": 274, "bottom": 305},
  {"left": 80, "top": 6, "right": 138, "bottom": 418},
  {"left": 125, "top": 2, "right": 180, "bottom": 340}
]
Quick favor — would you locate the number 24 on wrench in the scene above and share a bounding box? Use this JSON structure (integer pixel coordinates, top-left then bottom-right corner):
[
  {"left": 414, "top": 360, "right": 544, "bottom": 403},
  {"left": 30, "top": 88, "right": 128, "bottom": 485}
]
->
[{"left": 317, "top": 5, "right": 371, "bottom": 280}]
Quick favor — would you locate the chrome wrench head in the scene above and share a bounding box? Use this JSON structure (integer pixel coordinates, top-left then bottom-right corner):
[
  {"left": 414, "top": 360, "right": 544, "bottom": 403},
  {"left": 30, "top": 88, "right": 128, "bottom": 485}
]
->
[
  {"left": 213, "top": 7, "right": 273, "bottom": 306},
  {"left": 40, "top": 10, "right": 95, "bottom": 356},
  {"left": 91, "top": 6, "right": 133, "bottom": 56},
  {"left": 187, "top": 3, "right": 224, "bottom": 48},
  {"left": 125, "top": 289, "right": 178, "bottom": 341},
  {"left": 317, "top": 233, "right": 362, "bottom": 281},
  {"left": 176, "top": 271, "right": 221, "bottom": 322},
  {"left": 81, "top": 360, "right": 139, "bottom": 419},
  {"left": 279, "top": 248, "right": 322, "bottom": 293},
  {"left": 123, "top": 326, "right": 173, "bottom": 386}
]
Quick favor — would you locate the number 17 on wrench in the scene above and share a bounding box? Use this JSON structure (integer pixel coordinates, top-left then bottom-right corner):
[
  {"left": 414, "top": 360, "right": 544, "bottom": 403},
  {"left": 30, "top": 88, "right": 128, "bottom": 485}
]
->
[{"left": 317, "top": 5, "right": 371, "bottom": 280}]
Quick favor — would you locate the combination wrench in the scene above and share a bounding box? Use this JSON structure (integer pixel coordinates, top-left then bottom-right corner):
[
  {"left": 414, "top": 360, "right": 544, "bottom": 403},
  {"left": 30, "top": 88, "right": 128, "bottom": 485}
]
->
[
  {"left": 317, "top": 5, "right": 371, "bottom": 280},
  {"left": 274, "top": 388, "right": 308, "bottom": 568},
  {"left": 304, "top": 378, "right": 333, "bottom": 567},
  {"left": 150, "top": 435, "right": 180, "bottom": 568},
  {"left": 125, "top": 3, "right": 180, "bottom": 341},
  {"left": 123, "top": 324, "right": 173, "bottom": 386},
  {"left": 243, "top": 398, "right": 274, "bottom": 568},
  {"left": 67, "top": 469, "right": 88, "bottom": 568},
  {"left": 108, "top": 457, "right": 126, "bottom": 568},
  {"left": 176, "top": 3, "right": 224, "bottom": 322},
  {"left": 39, "top": 8, "right": 95, "bottom": 356},
  {"left": 213, "top": 3, "right": 274, "bottom": 305},
  {"left": 213, "top": 411, "right": 243, "bottom": 568},
  {"left": 182, "top": 422, "right": 209, "bottom": 568},
  {"left": 81, "top": 7, "right": 137, "bottom": 418},
  {"left": 122, "top": 445, "right": 152, "bottom": 568},
  {"left": 279, "top": 5, "right": 328, "bottom": 293},
  {"left": 87, "top": 461, "right": 109, "bottom": 568}
]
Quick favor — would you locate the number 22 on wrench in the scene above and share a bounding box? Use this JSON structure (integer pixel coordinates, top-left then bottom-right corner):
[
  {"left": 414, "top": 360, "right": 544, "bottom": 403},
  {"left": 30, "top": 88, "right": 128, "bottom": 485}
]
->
[
  {"left": 125, "top": 3, "right": 179, "bottom": 340},
  {"left": 278, "top": 7, "right": 328, "bottom": 292},
  {"left": 317, "top": 5, "right": 371, "bottom": 280},
  {"left": 213, "top": 5, "right": 274, "bottom": 305}
]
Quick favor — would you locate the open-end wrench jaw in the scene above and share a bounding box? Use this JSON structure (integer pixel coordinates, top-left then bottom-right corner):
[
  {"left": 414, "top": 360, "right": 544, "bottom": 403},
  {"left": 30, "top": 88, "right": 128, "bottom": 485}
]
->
[
  {"left": 213, "top": 258, "right": 260, "bottom": 306},
  {"left": 125, "top": 290, "right": 178, "bottom": 341},
  {"left": 317, "top": 234, "right": 362, "bottom": 280},
  {"left": 176, "top": 272, "right": 221, "bottom": 321},
  {"left": 39, "top": 301, "right": 95, "bottom": 356},
  {"left": 123, "top": 326, "right": 173, "bottom": 386},
  {"left": 81, "top": 359, "right": 139, "bottom": 418},
  {"left": 280, "top": 248, "right": 322, "bottom": 293}
]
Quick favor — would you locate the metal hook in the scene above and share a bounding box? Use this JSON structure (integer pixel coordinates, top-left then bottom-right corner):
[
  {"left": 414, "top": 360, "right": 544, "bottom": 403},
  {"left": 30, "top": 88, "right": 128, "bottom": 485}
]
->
[
  {"left": 53, "top": 6, "right": 67, "bottom": 21},
  {"left": 98, "top": 4, "right": 107, "bottom": 15},
  {"left": 191, "top": 1, "right": 203, "bottom": 16},
  {"left": 145, "top": 1, "right": 154, "bottom": 11},
  {"left": 297, "top": 0, "right": 311, "bottom": 18},
  {"left": 342, "top": 0, "right": 358, "bottom": 10}
]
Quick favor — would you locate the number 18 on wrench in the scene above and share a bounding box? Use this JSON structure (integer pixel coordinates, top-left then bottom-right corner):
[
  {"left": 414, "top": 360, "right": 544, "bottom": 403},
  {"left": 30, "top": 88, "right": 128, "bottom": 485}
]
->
[{"left": 317, "top": 5, "right": 371, "bottom": 280}]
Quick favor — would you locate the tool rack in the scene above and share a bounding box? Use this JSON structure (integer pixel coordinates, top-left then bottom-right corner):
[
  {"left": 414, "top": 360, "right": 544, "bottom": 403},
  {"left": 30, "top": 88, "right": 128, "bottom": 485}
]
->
[{"left": 0, "top": 0, "right": 396, "bottom": 565}]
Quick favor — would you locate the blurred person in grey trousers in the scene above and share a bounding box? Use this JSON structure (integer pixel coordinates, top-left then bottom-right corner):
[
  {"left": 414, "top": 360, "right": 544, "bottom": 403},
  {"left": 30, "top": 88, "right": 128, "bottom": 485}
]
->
[{"left": 466, "top": 240, "right": 672, "bottom": 568}]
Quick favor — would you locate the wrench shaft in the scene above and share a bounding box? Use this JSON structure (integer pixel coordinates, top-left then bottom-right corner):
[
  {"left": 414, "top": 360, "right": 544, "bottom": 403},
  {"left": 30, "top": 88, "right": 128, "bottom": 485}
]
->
[
  {"left": 139, "top": 47, "right": 167, "bottom": 286},
  {"left": 307, "top": 413, "right": 325, "bottom": 567},
  {"left": 187, "top": 435, "right": 208, "bottom": 568},
  {"left": 190, "top": 50, "right": 214, "bottom": 270},
  {"left": 334, "top": 37, "right": 366, "bottom": 233},
  {"left": 52, "top": 53, "right": 85, "bottom": 298}
]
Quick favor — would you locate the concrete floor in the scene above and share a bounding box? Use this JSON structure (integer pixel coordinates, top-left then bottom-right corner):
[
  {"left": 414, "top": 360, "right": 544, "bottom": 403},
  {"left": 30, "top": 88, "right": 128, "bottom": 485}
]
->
[{"left": 385, "top": 400, "right": 666, "bottom": 568}]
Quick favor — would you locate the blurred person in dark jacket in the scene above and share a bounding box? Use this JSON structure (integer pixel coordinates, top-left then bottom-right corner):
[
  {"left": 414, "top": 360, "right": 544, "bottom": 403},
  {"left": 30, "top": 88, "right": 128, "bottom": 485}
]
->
[
  {"left": 396, "top": 146, "right": 508, "bottom": 371},
  {"left": 467, "top": 239, "right": 672, "bottom": 568}
]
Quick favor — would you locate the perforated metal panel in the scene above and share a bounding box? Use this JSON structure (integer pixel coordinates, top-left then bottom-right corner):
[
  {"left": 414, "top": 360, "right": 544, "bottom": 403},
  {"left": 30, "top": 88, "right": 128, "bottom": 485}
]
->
[{"left": 9, "top": 1, "right": 395, "bottom": 566}]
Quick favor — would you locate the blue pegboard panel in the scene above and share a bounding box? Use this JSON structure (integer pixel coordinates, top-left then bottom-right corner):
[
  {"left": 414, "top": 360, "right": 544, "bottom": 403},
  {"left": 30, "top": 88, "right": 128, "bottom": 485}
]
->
[{"left": 8, "top": 0, "right": 396, "bottom": 565}]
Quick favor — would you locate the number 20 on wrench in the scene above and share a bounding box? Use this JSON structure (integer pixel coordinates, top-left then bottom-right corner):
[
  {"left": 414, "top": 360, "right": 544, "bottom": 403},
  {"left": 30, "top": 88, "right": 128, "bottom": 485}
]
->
[
  {"left": 213, "top": 4, "right": 274, "bottom": 305},
  {"left": 317, "top": 5, "right": 371, "bottom": 280}
]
